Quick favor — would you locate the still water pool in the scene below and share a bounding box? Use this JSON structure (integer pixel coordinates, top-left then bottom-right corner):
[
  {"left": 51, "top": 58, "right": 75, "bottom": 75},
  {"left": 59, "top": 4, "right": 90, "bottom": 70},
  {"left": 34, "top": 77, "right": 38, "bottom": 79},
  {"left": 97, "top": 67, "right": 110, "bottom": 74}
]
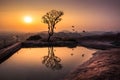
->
[{"left": 0, "top": 46, "right": 96, "bottom": 80}]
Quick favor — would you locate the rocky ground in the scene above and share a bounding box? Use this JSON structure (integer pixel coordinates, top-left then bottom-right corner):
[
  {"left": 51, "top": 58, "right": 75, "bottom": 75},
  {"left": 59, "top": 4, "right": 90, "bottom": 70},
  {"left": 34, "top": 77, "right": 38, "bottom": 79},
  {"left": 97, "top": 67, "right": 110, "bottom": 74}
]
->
[
  {"left": 64, "top": 48, "right": 120, "bottom": 80},
  {"left": 78, "top": 40, "right": 119, "bottom": 50}
]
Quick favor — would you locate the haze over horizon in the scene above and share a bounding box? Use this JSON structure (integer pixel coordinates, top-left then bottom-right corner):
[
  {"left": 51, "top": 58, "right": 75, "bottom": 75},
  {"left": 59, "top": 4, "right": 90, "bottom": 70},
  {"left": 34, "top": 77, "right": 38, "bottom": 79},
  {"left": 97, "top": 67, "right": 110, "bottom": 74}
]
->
[{"left": 0, "top": 0, "right": 120, "bottom": 32}]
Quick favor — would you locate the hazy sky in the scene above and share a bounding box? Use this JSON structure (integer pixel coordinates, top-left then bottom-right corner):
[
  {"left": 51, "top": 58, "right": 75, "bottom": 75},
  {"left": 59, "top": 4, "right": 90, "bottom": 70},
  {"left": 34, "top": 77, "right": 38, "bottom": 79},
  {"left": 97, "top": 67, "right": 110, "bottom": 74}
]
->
[{"left": 0, "top": 0, "right": 120, "bottom": 32}]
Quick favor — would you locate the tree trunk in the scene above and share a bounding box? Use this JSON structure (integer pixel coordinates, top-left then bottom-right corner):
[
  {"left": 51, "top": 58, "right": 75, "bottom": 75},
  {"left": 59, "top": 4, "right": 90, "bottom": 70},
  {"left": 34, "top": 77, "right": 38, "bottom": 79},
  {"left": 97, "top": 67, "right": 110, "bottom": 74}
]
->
[{"left": 48, "top": 25, "right": 54, "bottom": 42}]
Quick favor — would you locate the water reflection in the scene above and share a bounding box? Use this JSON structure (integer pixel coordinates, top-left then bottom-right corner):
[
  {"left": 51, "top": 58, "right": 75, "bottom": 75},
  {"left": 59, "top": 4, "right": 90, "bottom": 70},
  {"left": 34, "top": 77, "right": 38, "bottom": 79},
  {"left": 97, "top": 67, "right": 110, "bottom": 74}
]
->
[
  {"left": 0, "top": 47, "right": 96, "bottom": 80},
  {"left": 42, "top": 46, "right": 62, "bottom": 70}
]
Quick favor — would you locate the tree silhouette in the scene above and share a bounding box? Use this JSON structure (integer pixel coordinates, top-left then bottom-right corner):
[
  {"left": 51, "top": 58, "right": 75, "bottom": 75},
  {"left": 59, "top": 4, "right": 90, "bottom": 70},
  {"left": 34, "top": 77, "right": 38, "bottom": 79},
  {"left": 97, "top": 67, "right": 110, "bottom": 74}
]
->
[
  {"left": 42, "top": 10, "right": 64, "bottom": 41},
  {"left": 42, "top": 46, "right": 62, "bottom": 70}
]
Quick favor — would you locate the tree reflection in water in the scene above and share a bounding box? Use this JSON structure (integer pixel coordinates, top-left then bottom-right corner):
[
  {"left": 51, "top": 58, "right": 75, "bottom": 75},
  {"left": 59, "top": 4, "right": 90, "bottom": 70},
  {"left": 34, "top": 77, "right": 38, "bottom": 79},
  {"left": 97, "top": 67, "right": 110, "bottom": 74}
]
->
[{"left": 42, "top": 46, "right": 62, "bottom": 70}]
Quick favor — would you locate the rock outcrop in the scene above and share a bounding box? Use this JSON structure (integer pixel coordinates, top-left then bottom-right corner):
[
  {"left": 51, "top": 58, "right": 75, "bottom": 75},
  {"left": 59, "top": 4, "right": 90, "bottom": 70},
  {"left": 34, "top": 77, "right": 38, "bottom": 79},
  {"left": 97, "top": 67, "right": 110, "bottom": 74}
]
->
[{"left": 64, "top": 48, "right": 120, "bottom": 80}]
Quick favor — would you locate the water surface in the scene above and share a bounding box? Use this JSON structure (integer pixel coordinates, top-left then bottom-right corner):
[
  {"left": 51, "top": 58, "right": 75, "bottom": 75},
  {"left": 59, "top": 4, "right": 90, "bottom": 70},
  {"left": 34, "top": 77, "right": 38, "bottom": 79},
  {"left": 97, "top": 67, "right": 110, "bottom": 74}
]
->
[{"left": 0, "top": 46, "right": 96, "bottom": 80}]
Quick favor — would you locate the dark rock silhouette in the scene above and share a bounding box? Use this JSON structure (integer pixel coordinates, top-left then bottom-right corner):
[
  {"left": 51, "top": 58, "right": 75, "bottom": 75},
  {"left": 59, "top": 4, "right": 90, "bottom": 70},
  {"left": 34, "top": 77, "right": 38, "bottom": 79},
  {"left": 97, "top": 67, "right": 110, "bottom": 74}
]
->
[{"left": 27, "top": 35, "right": 42, "bottom": 40}]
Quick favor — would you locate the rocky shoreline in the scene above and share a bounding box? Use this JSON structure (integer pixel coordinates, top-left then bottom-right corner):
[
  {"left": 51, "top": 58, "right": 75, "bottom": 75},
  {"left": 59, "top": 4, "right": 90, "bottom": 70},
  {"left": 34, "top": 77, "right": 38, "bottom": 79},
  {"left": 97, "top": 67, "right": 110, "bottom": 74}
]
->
[
  {"left": 22, "top": 40, "right": 120, "bottom": 49},
  {"left": 64, "top": 48, "right": 120, "bottom": 80},
  {"left": 22, "top": 41, "right": 77, "bottom": 48}
]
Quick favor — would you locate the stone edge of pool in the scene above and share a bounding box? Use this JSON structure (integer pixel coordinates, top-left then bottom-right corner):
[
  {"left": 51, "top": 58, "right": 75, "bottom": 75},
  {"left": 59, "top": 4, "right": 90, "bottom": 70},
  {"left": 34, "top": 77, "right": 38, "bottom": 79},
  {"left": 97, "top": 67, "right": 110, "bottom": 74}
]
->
[{"left": 0, "top": 42, "right": 21, "bottom": 63}]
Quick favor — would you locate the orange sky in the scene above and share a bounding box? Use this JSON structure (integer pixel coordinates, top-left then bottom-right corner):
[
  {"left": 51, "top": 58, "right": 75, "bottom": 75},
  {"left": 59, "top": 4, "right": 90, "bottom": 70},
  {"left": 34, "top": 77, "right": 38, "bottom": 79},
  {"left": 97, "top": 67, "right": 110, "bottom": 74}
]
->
[{"left": 0, "top": 0, "right": 120, "bottom": 32}]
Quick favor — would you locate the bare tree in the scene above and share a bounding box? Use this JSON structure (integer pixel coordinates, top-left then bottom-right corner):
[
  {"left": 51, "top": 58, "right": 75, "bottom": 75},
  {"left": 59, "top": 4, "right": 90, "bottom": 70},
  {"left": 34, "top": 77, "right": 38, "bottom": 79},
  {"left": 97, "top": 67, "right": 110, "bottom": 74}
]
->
[{"left": 42, "top": 10, "right": 64, "bottom": 41}]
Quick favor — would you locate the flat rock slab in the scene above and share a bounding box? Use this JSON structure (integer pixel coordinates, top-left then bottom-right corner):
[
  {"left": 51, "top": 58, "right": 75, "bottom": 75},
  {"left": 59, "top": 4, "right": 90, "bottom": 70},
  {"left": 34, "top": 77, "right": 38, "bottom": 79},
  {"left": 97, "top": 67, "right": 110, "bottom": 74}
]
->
[{"left": 64, "top": 48, "right": 120, "bottom": 80}]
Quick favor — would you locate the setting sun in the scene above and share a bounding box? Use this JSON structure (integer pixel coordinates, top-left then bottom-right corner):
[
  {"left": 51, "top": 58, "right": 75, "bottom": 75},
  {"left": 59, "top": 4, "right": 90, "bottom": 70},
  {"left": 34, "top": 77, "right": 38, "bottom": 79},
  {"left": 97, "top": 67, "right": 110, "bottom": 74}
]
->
[{"left": 24, "top": 16, "right": 32, "bottom": 23}]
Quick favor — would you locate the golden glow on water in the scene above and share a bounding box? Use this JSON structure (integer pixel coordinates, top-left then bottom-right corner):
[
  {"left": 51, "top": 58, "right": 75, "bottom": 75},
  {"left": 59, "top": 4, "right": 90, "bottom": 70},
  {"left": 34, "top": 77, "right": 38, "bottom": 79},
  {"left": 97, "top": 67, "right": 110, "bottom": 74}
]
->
[
  {"left": 0, "top": 47, "right": 96, "bottom": 80},
  {"left": 10, "top": 47, "right": 95, "bottom": 66}
]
